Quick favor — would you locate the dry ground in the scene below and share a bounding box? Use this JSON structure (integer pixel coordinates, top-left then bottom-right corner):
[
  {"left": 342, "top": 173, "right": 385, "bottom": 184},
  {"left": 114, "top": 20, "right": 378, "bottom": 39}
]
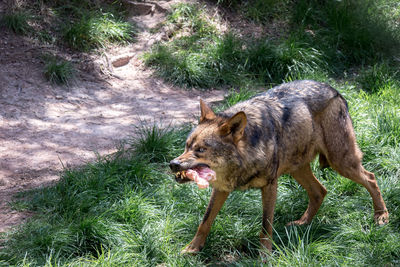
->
[{"left": 0, "top": 1, "right": 225, "bottom": 232}]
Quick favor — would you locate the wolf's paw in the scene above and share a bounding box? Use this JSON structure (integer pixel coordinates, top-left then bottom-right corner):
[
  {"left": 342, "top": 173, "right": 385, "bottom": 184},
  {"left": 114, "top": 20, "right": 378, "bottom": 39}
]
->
[
  {"left": 286, "top": 219, "right": 308, "bottom": 227},
  {"left": 180, "top": 243, "right": 203, "bottom": 255},
  {"left": 375, "top": 211, "right": 389, "bottom": 225},
  {"left": 259, "top": 250, "right": 271, "bottom": 263}
]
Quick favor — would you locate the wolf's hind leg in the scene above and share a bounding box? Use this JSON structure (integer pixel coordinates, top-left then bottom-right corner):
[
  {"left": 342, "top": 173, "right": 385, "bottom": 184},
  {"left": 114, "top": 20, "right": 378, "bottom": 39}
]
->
[
  {"left": 329, "top": 159, "right": 389, "bottom": 225},
  {"left": 287, "top": 164, "right": 327, "bottom": 226},
  {"left": 320, "top": 102, "right": 389, "bottom": 225}
]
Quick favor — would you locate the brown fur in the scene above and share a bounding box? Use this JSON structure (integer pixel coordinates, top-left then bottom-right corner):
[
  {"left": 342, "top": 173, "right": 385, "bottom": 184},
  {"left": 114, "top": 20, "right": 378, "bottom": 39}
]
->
[{"left": 169, "top": 80, "right": 389, "bottom": 255}]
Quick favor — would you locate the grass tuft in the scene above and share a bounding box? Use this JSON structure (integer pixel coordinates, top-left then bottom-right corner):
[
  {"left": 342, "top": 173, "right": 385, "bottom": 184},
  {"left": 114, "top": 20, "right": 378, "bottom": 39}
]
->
[
  {"left": 245, "top": 36, "right": 327, "bottom": 83},
  {"left": 43, "top": 54, "right": 75, "bottom": 85},
  {"left": 269, "top": 225, "right": 340, "bottom": 266},
  {"left": 357, "top": 62, "right": 398, "bottom": 93},
  {"left": 1, "top": 11, "right": 32, "bottom": 34},
  {"left": 63, "top": 12, "right": 135, "bottom": 51},
  {"left": 128, "top": 123, "right": 190, "bottom": 163},
  {"left": 1, "top": 1, "right": 138, "bottom": 50}
]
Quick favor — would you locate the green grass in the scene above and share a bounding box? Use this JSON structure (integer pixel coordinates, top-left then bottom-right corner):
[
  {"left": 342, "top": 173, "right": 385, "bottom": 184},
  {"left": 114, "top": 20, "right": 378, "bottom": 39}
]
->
[
  {"left": 356, "top": 62, "right": 399, "bottom": 93},
  {"left": 63, "top": 12, "right": 135, "bottom": 51},
  {"left": 1, "top": 11, "right": 32, "bottom": 34},
  {"left": 243, "top": 0, "right": 290, "bottom": 24},
  {"left": 43, "top": 54, "right": 76, "bottom": 85},
  {"left": 1, "top": 81, "right": 399, "bottom": 266},
  {"left": 128, "top": 123, "right": 192, "bottom": 163},
  {"left": 144, "top": 3, "right": 232, "bottom": 88},
  {"left": 145, "top": 1, "right": 400, "bottom": 89},
  {"left": 244, "top": 36, "right": 327, "bottom": 83},
  {"left": 290, "top": 0, "right": 400, "bottom": 66},
  {"left": 144, "top": 4, "right": 327, "bottom": 89},
  {"left": 1, "top": 1, "right": 137, "bottom": 51}
]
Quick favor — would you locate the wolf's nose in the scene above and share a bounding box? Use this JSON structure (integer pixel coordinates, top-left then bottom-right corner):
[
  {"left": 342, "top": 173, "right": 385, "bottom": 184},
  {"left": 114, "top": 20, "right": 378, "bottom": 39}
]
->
[{"left": 169, "top": 159, "right": 181, "bottom": 172}]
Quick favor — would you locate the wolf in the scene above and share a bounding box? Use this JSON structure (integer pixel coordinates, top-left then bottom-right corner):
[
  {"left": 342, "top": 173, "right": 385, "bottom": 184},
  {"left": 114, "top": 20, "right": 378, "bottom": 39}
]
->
[{"left": 169, "top": 80, "right": 389, "bottom": 254}]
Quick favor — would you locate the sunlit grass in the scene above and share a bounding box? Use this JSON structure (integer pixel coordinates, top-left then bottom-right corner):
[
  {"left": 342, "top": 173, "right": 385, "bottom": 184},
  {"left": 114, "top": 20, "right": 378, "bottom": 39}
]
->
[
  {"left": 146, "top": 1, "right": 400, "bottom": 89},
  {"left": 144, "top": 3, "right": 328, "bottom": 89},
  {"left": 63, "top": 12, "right": 135, "bottom": 51}
]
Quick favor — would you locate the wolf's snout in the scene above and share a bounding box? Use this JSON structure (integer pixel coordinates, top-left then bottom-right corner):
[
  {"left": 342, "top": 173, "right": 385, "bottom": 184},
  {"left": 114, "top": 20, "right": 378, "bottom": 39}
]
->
[{"left": 169, "top": 159, "right": 181, "bottom": 172}]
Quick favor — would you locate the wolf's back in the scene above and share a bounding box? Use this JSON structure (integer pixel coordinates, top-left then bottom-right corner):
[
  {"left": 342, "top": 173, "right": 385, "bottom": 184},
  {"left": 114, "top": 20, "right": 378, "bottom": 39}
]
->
[{"left": 263, "top": 80, "right": 348, "bottom": 114}]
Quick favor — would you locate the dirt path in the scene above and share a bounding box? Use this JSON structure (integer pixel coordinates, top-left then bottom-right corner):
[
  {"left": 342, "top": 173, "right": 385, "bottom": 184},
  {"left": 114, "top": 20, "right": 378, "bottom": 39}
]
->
[{"left": 0, "top": 1, "right": 225, "bottom": 232}]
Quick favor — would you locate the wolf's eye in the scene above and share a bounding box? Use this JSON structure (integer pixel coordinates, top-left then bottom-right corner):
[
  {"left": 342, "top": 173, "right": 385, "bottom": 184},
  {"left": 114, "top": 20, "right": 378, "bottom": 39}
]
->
[{"left": 195, "top": 147, "right": 206, "bottom": 153}]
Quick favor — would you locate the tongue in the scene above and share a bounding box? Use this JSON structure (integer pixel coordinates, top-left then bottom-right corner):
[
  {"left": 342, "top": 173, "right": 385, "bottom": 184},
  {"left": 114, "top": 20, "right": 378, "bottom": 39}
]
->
[{"left": 186, "top": 167, "right": 216, "bottom": 189}]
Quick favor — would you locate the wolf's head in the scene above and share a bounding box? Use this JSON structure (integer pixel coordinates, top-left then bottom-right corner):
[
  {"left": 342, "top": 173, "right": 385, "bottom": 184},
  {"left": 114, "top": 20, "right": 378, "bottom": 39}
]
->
[{"left": 170, "top": 99, "right": 247, "bottom": 188}]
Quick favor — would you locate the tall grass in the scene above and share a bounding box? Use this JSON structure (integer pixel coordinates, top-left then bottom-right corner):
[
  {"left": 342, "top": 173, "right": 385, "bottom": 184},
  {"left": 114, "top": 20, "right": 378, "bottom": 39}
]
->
[
  {"left": 1, "top": 11, "right": 32, "bottom": 34},
  {"left": 145, "top": 1, "right": 400, "bottom": 89},
  {"left": 356, "top": 62, "right": 398, "bottom": 93},
  {"left": 63, "top": 12, "right": 135, "bottom": 51},
  {"left": 1, "top": 1, "right": 137, "bottom": 51},
  {"left": 144, "top": 4, "right": 326, "bottom": 89},
  {"left": 245, "top": 37, "right": 327, "bottom": 82},
  {"left": 128, "top": 123, "right": 191, "bottom": 163},
  {"left": 290, "top": 0, "right": 400, "bottom": 68}
]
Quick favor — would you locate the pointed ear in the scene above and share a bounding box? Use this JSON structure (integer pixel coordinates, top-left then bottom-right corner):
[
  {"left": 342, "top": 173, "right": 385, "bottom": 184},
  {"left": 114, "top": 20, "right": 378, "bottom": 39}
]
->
[
  {"left": 200, "top": 99, "right": 216, "bottom": 123},
  {"left": 219, "top": 111, "right": 247, "bottom": 143}
]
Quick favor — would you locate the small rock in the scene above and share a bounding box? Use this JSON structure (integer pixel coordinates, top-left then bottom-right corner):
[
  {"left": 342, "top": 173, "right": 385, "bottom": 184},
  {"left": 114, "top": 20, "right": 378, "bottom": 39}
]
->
[{"left": 111, "top": 54, "right": 134, "bottom": 68}]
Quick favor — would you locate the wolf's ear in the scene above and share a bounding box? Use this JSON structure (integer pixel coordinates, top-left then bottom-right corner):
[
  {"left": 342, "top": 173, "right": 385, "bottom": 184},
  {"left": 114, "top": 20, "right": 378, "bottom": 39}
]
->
[
  {"left": 219, "top": 111, "right": 247, "bottom": 143},
  {"left": 200, "top": 99, "right": 216, "bottom": 123}
]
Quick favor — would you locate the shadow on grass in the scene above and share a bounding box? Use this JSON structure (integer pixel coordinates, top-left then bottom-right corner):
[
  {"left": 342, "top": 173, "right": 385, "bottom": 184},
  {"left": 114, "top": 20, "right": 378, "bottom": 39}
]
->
[{"left": 146, "top": 0, "right": 400, "bottom": 89}]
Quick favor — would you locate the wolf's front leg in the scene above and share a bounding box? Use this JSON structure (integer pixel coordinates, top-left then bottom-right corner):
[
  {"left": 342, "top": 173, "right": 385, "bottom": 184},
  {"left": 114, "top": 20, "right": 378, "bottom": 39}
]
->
[
  {"left": 260, "top": 180, "right": 278, "bottom": 253},
  {"left": 181, "top": 189, "right": 230, "bottom": 254}
]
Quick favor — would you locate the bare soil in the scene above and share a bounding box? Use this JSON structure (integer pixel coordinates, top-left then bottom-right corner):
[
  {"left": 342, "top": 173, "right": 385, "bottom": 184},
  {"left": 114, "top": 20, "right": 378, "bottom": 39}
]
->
[{"left": 0, "top": 1, "right": 225, "bottom": 233}]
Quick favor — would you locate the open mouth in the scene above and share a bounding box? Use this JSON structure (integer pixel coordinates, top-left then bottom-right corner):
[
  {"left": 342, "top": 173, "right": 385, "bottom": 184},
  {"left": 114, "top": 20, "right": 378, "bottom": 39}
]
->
[{"left": 174, "top": 164, "right": 216, "bottom": 189}]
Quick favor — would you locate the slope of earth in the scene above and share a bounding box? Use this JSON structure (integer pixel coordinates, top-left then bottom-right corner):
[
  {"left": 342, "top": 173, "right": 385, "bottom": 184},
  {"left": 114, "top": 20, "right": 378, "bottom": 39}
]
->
[{"left": 0, "top": 1, "right": 225, "bottom": 232}]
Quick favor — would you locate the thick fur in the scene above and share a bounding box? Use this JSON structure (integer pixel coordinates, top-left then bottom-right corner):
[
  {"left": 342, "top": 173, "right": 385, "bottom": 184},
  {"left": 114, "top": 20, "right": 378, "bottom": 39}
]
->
[{"left": 170, "top": 80, "right": 389, "bottom": 254}]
